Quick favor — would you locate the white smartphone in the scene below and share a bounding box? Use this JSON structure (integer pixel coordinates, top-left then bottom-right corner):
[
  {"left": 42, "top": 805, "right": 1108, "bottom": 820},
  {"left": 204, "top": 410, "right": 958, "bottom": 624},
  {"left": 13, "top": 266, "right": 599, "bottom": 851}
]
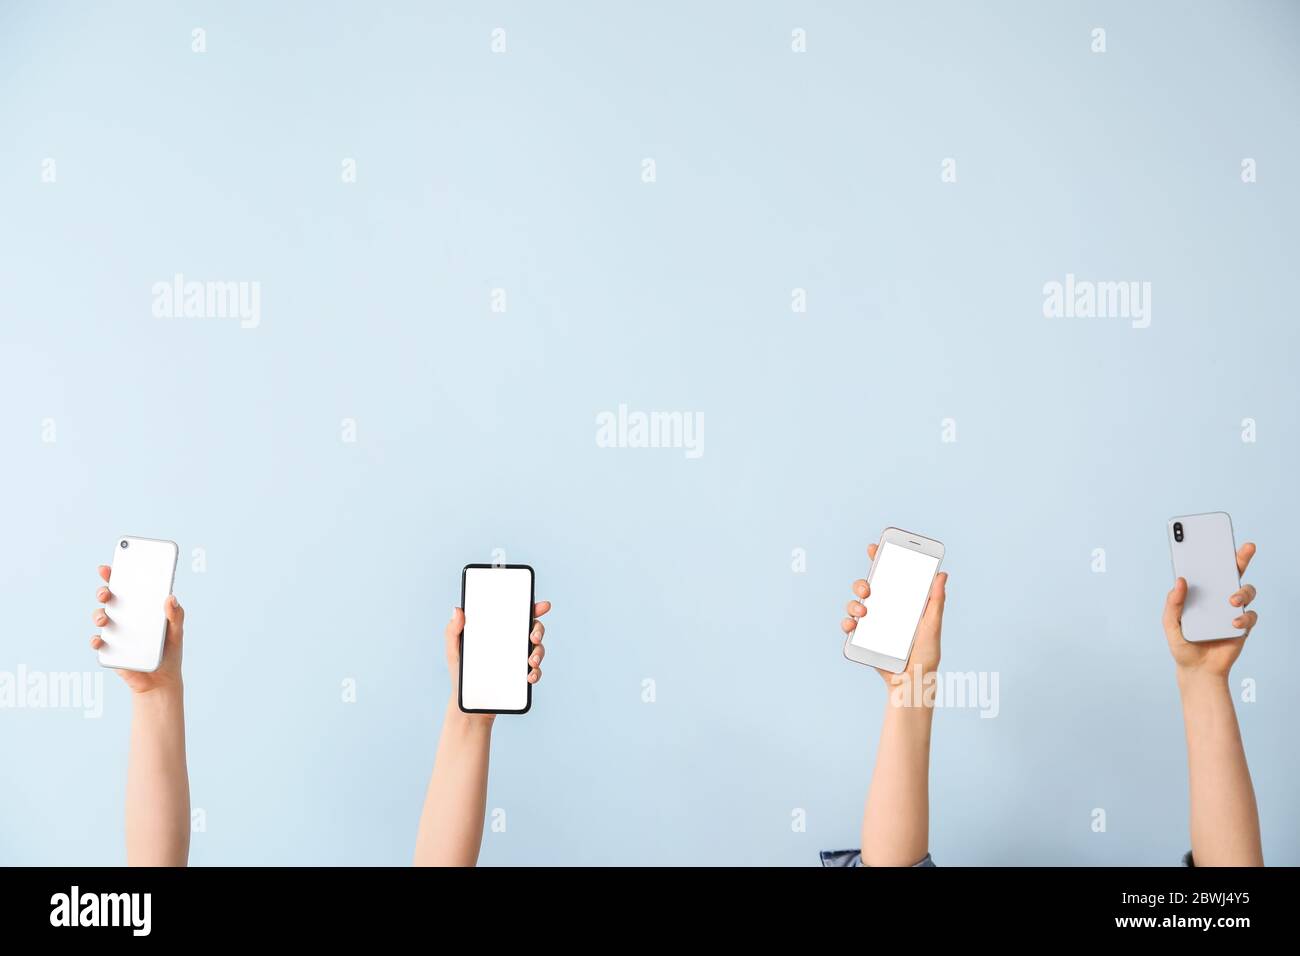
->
[
  {"left": 97, "top": 535, "right": 179, "bottom": 673},
  {"left": 459, "top": 564, "right": 535, "bottom": 715},
  {"left": 843, "top": 528, "right": 944, "bottom": 674},
  {"left": 1168, "top": 512, "right": 1246, "bottom": 643}
]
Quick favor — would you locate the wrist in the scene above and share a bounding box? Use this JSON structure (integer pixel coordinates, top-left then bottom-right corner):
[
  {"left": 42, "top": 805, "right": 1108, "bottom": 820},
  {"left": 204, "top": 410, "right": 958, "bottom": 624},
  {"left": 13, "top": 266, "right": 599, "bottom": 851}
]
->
[
  {"left": 132, "top": 681, "right": 183, "bottom": 710},
  {"left": 444, "top": 698, "right": 495, "bottom": 735},
  {"left": 882, "top": 666, "right": 940, "bottom": 712},
  {"left": 131, "top": 686, "right": 184, "bottom": 723},
  {"left": 1176, "top": 667, "right": 1229, "bottom": 697}
]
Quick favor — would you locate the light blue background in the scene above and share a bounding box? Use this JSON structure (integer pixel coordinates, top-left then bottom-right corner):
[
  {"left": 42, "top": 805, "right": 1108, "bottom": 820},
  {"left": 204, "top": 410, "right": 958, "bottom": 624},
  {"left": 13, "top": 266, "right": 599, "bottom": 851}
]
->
[{"left": 2, "top": 1, "right": 1297, "bottom": 866}]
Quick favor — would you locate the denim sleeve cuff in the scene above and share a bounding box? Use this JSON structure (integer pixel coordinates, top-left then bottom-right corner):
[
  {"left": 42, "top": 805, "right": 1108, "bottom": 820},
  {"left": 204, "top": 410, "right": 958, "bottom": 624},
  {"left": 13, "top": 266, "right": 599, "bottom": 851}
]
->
[
  {"left": 820, "top": 849, "right": 936, "bottom": 867},
  {"left": 1182, "top": 850, "right": 1194, "bottom": 867}
]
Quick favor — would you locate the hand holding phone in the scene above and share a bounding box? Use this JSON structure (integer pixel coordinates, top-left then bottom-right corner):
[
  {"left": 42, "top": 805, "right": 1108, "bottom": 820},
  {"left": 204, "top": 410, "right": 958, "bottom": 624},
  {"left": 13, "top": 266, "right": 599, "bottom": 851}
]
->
[
  {"left": 90, "top": 536, "right": 185, "bottom": 694},
  {"left": 1164, "top": 515, "right": 1258, "bottom": 676},
  {"left": 447, "top": 565, "right": 550, "bottom": 717},
  {"left": 842, "top": 529, "right": 948, "bottom": 680}
]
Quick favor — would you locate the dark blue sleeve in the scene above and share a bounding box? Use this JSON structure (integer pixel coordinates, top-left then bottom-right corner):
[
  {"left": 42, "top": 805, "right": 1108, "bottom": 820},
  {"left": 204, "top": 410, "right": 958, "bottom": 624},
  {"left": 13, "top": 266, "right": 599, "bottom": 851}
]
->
[{"left": 820, "top": 849, "right": 935, "bottom": 867}]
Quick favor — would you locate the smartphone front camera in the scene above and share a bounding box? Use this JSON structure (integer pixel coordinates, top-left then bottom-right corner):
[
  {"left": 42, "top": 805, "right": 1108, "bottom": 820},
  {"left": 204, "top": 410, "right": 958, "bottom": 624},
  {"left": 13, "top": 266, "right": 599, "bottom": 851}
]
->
[
  {"left": 1173, "top": 523, "right": 1183, "bottom": 543},
  {"left": 120, "top": 539, "right": 129, "bottom": 549}
]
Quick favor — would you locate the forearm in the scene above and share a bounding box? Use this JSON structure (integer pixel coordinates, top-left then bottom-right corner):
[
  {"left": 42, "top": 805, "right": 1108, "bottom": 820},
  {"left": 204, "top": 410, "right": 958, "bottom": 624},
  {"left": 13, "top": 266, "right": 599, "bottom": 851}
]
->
[
  {"left": 126, "top": 687, "right": 190, "bottom": 866},
  {"left": 1179, "top": 671, "right": 1263, "bottom": 866},
  {"left": 861, "top": 692, "right": 933, "bottom": 867},
  {"left": 414, "top": 701, "right": 494, "bottom": 866}
]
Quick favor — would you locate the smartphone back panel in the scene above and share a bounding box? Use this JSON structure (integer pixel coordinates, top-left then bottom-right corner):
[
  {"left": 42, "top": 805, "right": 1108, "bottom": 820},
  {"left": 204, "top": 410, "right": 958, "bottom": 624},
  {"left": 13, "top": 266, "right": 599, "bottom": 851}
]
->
[
  {"left": 459, "top": 564, "right": 534, "bottom": 714},
  {"left": 1168, "top": 513, "right": 1245, "bottom": 643},
  {"left": 98, "top": 536, "right": 179, "bottom": 672}
]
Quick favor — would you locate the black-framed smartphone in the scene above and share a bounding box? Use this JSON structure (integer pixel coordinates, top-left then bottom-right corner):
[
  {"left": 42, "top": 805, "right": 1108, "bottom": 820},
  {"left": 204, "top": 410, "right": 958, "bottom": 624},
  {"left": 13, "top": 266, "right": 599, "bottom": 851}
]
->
[{"left": 458, "top": 563, "right": 535, "bottom": 715}]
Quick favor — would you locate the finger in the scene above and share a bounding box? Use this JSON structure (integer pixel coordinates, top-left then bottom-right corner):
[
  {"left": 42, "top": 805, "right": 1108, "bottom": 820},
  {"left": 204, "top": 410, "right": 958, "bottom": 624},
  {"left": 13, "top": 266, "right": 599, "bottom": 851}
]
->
[
  {"left": 1233, "top": 610, "right": 1258, "bottom": 632},
  {"left": 1163, "top": 577, "right": 1188, "bottom": 632},
  {"left": 164, "top": 595, "right": 185, "bottom": 639},
  {"left": 1236, "top": 542, "right": 1256, "bottom": 577},
  {"left": 98, "top": 565, "right": 111, "bottom": 583},
  {"left": 1230, "top": 584, "right": 1257, "bottom": 608},
  {"left": 93, "top": 609, "right": 110, "bottom": 627},
  {"left": 90, "top": 636, "right": 105, "bottom": 650},
  {"left": 867, "top": 544, "right": 878, "bottom": 562},
  {"left": 921, "top": 571, "right": 948, "bottom": 625},
  {"left": 533, "top": 600, "right": 551, "bottom": 618},
  {"left": 840, "top": 616, "right": 857, "bottom": 634},
  {"left": 529, "top": 644, "right": 545, "bottom": 667},
  {"left": 846, "top": 600, "right": 866, "bottom": 618},
  {"left": 852, "top": 579, "right": 870, "bottom": 600},
  {"left": 530, "top": 620, "right": 545, "bottom": 644},
  {"left": 97, "top": 586, "right": 112, "bottom": 603},
  {"left": 527, "top": 667, "right": 541, "bottom": 684}
]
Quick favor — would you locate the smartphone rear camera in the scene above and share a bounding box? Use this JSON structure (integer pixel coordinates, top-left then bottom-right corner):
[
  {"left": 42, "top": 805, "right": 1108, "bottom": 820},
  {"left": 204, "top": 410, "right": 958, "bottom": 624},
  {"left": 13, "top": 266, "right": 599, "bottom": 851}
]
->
[
  {"left": 120, "top": 539, "right": 129, "bottom": 549},
  {"left": 1173, "top": 522, "right": 1183, "bottom": 543}
]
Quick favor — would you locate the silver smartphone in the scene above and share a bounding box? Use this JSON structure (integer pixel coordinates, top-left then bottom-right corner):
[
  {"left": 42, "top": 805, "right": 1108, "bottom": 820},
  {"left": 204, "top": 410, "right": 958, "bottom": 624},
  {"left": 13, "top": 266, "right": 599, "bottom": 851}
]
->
[
  {"left": 1168, "top": 512, "right": 1246, "bottom": 643},
  {"left": 97, "top": 535, "right": 179, "bottom": 673},
  {"left": 843, "top": 528, "right": 944, "bottom": 673}
]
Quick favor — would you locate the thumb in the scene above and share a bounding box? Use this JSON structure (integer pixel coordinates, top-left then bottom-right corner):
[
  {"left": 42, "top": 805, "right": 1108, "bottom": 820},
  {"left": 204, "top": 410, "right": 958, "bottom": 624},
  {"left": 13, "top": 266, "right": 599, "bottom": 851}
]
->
[
  {"left": 921, "top": 572, "right": 948, "bottom": 631},
  {"left": 164, "top": 594, "right": 185, "bottom": 642},
  {"left": 445, "top": 607, "right": 465, "bottom": 664},
  {"left": 1163, "top": 578, "right": 1187, "bottom": 635}
]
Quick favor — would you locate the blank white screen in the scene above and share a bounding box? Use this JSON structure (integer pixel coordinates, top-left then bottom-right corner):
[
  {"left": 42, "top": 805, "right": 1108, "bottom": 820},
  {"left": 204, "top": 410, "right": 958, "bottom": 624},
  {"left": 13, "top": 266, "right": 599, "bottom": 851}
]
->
[
  {"left": 461, "top": 567, "right": 532, "bottom": 711},
  {"left": 850, "top": 543, "right": 938, "bottom": 661}
]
